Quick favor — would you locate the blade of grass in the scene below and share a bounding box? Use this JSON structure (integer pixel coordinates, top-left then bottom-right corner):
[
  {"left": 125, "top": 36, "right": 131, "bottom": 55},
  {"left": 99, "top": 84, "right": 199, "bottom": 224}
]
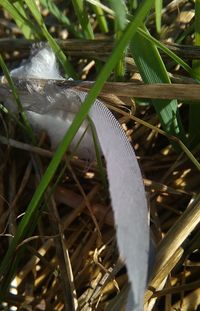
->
[
  {"left": 130, "top": 25, "right": 186, "bottom": 142},
  {"left": 189, "top": 0, "right": 200, "bottom": 147},
  {"left": 72, "top": 0, "right": 94, "bottom": 39},
  {"left": 114, "top": 29, "right": 126, "bottom": 81},
  {"left": 108, "top": 1, "right": 128, "bottom": 81},
  {"left": 24, "top": 0, "right": 43, "bottom": 24},
  {"left": 90, "top": 0, "right": 108, "bottom": 33},
  {"left": 24, "top": 0, "right": 77, "bottom": 78},
  {"left": 0, "top": 0, "right": 154, "bottom": 296},
  {"left": 155, "top": 0, "right": 162, "bottom": 34},
  {"left": 86, "top": 0, "right": 114, "bottom": 16},
  {"left": 71, "top": 0, "right": 104, "bottom": 73}
]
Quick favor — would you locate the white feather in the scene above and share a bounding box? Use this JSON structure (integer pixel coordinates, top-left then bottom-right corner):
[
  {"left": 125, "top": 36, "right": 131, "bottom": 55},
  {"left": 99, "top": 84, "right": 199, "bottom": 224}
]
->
[
  {"left": 11, "top": 46, "right": 62, "bottom": 80},
  {"left": 8, "top": 46, "right": 150, "bottom": 310}
]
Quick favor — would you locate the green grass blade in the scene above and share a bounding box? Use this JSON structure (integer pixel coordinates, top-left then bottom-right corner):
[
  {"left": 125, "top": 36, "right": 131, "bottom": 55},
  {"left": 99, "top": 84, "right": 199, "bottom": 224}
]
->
[
  {"left": 0, "top": 0, "right": 154, "bottom": 294},
  {"left": 72, "top": 0, "right": 94, "bottom": 39},
  {"left": 189, "top": 0, "right": 200, "bottom": 146},
  {"left": 114, "top": 29, "right": 126, "bottom": 81},
  {"left": 155, "top": 0, "right": 162, "bottom": 34},
  {"left": 86, "top": 0, "right": 114, "bottom": 16},
  {"left": 24, "top": 0, "right": 43, "bottom": 24},
  {"left": 130, "top": 26, "right": 186, "bottom": 142},
  {"left": 108, "top": 0, "right": 127, "bottom": 81},
  {"left": 40, "top": 0, "right": 83, "bottom": 38},
  {"left": 90, "top": 0, "right": 108, "bottom": 33}
]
